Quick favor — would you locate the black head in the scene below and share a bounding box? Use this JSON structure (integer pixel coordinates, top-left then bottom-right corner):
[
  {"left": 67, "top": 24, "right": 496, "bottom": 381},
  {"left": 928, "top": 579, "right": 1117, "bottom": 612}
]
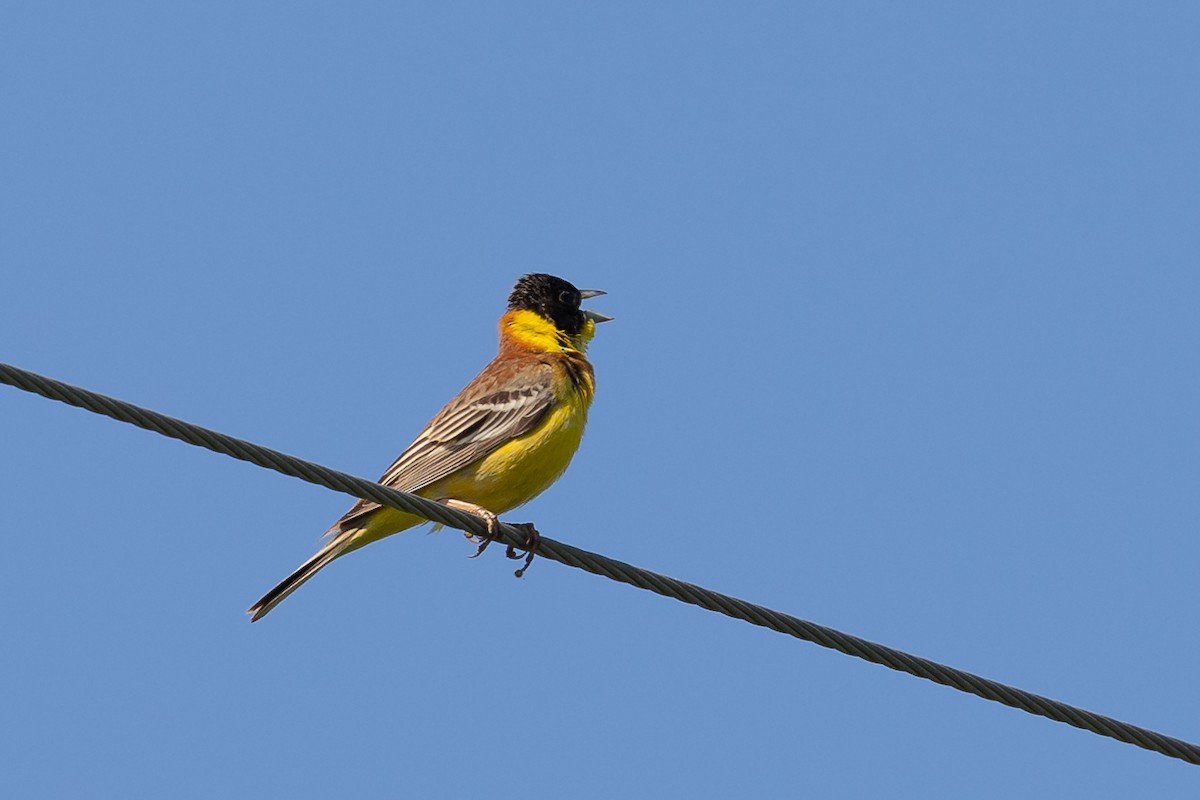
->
[{"left": 508, "top": 273, "right": 588, "bottom": 335}]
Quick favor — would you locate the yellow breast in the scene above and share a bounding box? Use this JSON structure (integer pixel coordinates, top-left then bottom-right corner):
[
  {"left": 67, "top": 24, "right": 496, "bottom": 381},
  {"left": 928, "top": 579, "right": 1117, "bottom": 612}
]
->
[
  {"left": 429, "top": 364, "right": 592, "bottom": 514},
  {"left": 344, "top": 308, "right": 599, "bottom": 550}
]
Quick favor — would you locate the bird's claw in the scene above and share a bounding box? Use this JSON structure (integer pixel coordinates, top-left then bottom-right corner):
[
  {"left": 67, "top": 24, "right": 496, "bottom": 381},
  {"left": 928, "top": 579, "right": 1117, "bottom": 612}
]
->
[
  {"left": 505, "top": 522, "right": 540, "bottom": 578},
  {"left": 462, "top": 515, "right": 538, "bottom": 577},
  {"left": 464, "top": 515, "right": 500, "bottom": 559}
]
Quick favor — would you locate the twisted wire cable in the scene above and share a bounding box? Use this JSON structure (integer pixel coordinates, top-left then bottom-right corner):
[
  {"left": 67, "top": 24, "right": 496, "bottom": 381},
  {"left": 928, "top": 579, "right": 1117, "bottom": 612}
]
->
[{"left": 2, "top": 360, "right": 1197, "bottom": 765}]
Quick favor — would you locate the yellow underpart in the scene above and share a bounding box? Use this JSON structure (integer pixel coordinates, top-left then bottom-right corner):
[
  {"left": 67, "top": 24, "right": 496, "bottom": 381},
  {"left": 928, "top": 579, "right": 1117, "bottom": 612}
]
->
[
  {"left": 345, "top": 308, "right": 595, "bottom": 549},
  {"left": 424, "top": 391, "right": 589, "bottom": 513}
]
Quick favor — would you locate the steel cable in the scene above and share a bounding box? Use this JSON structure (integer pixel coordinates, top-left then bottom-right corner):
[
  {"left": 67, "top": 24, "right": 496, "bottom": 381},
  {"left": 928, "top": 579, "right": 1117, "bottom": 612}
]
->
[{"left": 2, "top": 360, "right": 1197, "bottom": 765}]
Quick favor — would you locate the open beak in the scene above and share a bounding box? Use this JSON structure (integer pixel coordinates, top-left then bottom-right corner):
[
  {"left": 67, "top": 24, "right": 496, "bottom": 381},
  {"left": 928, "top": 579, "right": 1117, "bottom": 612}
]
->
[{"left": 580, "top": 289, "right": 613, "bottom": 323}]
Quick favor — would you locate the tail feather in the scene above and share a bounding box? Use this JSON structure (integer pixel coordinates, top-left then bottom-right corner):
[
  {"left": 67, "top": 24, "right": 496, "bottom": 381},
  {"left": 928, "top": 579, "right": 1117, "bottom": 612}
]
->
[{"left": 247, "top": 535, "right": 352, "bottom": 622}]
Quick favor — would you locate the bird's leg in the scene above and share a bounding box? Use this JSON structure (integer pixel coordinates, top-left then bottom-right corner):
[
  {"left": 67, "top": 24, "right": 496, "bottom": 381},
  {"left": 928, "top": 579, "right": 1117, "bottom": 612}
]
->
[
  {"left": 506, "top": 522, "right": 540, "bottom": 578},
  {"left": 437, "top": 498, "right": 501, "bottom": 558},
  {"left": 436, "top": 499, "right": 539, "bottom": 575}
]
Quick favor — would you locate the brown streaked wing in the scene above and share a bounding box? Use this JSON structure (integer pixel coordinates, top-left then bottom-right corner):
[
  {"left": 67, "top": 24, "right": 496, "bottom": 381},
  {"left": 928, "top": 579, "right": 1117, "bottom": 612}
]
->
[{"left": 329, "top": 360, "right": 557, "bottom": 530}]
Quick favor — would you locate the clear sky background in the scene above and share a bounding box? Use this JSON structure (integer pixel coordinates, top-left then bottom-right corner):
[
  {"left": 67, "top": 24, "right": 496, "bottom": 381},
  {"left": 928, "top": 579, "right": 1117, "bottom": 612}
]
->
[{"left": 2, "top": 4, "right": 1198, "bottom": 797}]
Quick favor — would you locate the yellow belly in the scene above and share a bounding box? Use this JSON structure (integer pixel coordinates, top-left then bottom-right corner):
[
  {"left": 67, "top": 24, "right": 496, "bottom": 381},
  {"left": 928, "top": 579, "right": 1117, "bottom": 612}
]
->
[
  {"left": 425, "top": 397, "right": 588, "bottom": 513},
  {"left": 349, "top": 394, "right": 589, "bottom": 547}
]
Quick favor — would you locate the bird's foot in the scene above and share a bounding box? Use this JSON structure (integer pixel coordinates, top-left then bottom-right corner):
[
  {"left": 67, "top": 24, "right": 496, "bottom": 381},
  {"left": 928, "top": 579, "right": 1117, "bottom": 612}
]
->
[
  {"left": 438, "top": 498, "right": 537, "bottom": 574},
  {"left": 437, "top": 498, "right": 500, "bottom": 558},
  {"left": 465, "top": 511, "right": 500, "bottom": 559},
  {"left": 505, "top": 522, "right": 540, "bottom": 578}
]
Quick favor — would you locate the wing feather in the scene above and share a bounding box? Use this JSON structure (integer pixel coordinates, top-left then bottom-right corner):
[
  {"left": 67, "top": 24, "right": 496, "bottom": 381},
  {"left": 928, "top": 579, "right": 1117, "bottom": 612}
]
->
[{"left": 330, "top": 361, "right": 557, "bottom": 530}]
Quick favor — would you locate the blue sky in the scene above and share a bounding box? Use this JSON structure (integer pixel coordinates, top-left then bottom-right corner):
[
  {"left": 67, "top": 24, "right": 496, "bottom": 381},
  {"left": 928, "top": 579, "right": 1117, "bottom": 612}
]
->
[{"left": 3, "top": 3, "right": 1198, "bottom": 797}]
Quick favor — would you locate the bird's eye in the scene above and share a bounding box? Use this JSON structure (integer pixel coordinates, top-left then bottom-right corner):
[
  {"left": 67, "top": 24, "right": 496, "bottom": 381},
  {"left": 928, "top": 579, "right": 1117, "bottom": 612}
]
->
[{"left": 559, "top": 290, "right": 578, "bottom": 307}]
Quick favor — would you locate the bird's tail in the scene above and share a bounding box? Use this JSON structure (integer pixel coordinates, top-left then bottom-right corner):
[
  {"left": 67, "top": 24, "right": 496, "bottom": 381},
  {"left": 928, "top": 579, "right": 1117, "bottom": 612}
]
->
[{"left": 247, "top": 532, "right": 355, "bottom": 622}]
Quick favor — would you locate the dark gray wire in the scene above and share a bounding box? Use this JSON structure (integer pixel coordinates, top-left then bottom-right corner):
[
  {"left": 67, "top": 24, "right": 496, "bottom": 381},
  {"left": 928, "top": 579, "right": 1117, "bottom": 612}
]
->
[{"left": 2, "top": 359, "right": 1197, "bottom": 766}]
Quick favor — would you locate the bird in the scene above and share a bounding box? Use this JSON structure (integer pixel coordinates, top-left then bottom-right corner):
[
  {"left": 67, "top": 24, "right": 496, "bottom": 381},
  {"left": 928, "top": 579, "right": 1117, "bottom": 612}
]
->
[{"left": 247, "top": 273, "right": 611, "bottom": 621}]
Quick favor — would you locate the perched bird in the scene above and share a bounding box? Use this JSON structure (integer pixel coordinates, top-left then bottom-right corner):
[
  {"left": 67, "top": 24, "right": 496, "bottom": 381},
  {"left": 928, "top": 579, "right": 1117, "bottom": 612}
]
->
[{"left": 247, "top": 273, "right": 610, "bottom": 621}]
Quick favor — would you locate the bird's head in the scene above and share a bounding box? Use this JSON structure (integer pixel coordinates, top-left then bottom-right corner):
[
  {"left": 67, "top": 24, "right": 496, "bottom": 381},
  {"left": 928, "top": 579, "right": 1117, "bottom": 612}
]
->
[{"left": 507, "top": 273, "right": 611, "bottom": 351}]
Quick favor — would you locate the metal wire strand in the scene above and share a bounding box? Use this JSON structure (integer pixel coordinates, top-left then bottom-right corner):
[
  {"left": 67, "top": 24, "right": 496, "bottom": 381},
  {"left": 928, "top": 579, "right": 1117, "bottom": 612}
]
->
[{"left": 1, "top": 359, "right": 1197, "bottom": 765}]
